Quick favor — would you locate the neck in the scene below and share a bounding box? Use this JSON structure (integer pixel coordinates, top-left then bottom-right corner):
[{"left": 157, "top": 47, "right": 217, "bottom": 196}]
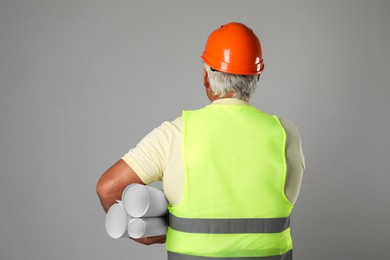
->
[{"left": 208, "top": 91, "right": 236, "bottom": 103}]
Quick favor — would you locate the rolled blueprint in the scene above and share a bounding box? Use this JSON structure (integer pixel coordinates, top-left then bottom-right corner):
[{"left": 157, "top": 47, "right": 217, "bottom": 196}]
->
[
  {"left": 105, "top": 201, "right": 132, "bottom": 239},
  {"left": 127, "top": 217, "right": 167, "bottom": 239},
  {"left": 122, "top": 184, "right": 168, "bottom": 218}
]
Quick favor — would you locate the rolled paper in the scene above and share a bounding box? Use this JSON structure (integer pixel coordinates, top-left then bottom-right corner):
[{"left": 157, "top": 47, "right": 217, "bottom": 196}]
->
[
  {"left": 127, "top": 217, "right": 167, "bottom": 239},
  {"left": 122, "top": 184, "right": 168, "bottom": 218},
  {"left": 105, "top": 202, "right": 132, "bottom": 239}
]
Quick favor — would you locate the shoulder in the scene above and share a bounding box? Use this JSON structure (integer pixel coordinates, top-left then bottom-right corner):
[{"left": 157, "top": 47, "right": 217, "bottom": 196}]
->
[
  {"left": 278, "top": 117, "right": 305, "bottom": 169},
  {"left": 159, "top": 116, "right": 183, "bottom": 133},
  {"left": 278, "top": 118, "right": 301, "bottom": 137},
  {"left": 141, "top": 116, "right": 183, "bottom": 146}
]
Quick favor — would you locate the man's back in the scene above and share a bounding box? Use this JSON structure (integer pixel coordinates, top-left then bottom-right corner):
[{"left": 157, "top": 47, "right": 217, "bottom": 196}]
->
[{"left": 166, "top": 102, "right": 293, "bottom": 258}]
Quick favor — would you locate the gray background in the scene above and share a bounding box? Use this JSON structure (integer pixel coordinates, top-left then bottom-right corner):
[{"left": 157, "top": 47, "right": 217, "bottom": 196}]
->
[{"left": 1, "top": 0, "right": 389, "bottom": 259}]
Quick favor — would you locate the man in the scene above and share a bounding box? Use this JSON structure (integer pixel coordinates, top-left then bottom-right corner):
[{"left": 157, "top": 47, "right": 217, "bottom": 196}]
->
[{"left": 97, "top": 22, "right": 304, "bottom": 259}]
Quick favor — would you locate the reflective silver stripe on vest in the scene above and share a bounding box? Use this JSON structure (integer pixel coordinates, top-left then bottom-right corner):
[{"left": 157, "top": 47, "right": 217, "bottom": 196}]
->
[
  {"left": 168, "top": 250, "right": 292, "bottom": 260},
  {"left": 169, "top": 214, "right": 290, "bottom": 234}
]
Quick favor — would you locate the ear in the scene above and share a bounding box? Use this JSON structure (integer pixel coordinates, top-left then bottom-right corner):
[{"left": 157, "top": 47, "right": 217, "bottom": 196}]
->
[
  {"left": 203, "top": 69, "right": 210, "bottom": 89},
  {"left": 203, "top": 69, "right": 214, "bottom": 102}
]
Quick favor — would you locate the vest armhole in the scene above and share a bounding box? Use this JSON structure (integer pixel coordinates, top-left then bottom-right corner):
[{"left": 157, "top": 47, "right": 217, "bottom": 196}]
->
[{"left": 273, "top": 115, "right": 294, "bottom": 208}]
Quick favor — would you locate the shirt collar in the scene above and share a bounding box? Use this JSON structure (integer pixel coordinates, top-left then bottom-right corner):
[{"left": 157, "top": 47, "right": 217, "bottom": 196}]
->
[{"left": 211, "top": 98, "right": 248, "bottom": 105}]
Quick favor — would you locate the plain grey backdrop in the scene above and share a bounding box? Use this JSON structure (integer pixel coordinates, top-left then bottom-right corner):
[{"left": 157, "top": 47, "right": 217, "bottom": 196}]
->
[{"left": 1, "top": 0, "right": 389, "bottom": 259}]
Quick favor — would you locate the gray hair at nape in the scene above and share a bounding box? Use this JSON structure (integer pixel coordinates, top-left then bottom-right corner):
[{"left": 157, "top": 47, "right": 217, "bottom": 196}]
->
[{"left": 204, "top": 63, "right": 259, "bottom": 102}]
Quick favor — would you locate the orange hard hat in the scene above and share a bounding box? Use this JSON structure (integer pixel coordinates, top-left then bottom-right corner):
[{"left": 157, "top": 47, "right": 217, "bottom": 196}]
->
[{"left": 201, "top": 22, "right": 264, "bottom": 75}]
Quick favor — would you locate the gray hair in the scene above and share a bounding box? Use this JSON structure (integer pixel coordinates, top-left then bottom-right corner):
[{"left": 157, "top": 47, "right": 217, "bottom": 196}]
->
[{"left": 204, "top": 63, "right": 259, "bottom": 102}]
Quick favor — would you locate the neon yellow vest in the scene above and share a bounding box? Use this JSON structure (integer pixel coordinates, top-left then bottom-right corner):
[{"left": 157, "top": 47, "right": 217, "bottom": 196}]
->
[{"left": 167, "top": 104, "right": 293, "bottom": 259}]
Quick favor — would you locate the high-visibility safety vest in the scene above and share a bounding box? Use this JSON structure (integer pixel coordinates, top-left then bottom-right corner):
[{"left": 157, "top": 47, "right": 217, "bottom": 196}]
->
[{"left": 166, "top": 104, "right": 294, "bottom": 260}]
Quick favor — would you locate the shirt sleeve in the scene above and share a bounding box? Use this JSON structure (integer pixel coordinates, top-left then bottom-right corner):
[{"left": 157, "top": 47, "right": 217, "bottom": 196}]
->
[
  {"left": 279, "top": 118, "right": 305, "bottom": 205},
  {"left": 121, "top": 120, "right": 177, "bottom": 184}
]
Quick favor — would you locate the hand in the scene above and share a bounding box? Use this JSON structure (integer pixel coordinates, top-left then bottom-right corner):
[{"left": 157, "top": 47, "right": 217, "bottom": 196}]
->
[{"left": 132, "top": 235, "right": 166, "bottom": 245}]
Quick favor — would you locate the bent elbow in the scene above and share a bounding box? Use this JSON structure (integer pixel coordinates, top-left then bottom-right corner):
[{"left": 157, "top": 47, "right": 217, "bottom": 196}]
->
[{"left": 96, "top": 176, "right": 111, "bottom": 201}]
